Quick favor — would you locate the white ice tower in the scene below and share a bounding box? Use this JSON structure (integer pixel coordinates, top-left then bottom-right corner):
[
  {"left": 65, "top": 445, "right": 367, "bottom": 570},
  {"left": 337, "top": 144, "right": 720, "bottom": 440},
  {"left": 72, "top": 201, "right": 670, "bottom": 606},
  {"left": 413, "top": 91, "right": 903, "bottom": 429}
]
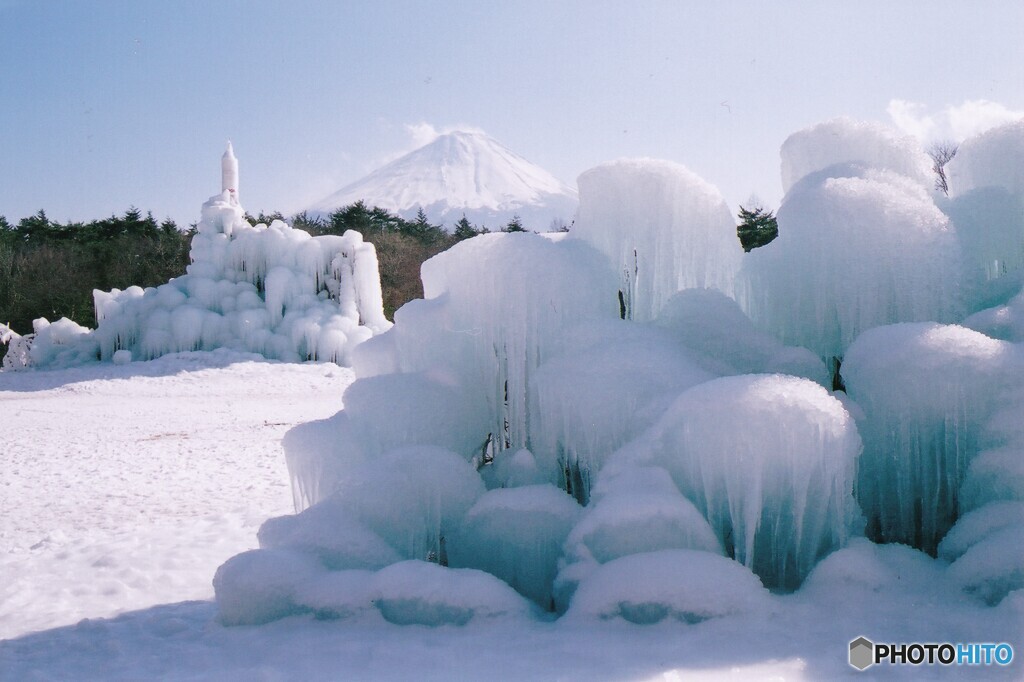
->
[
  {"left": 222, "top": 141, "right": 239, "bottom": 205},
  {"left": 2, "top": 142, "right": 392, "bottom": 369}
]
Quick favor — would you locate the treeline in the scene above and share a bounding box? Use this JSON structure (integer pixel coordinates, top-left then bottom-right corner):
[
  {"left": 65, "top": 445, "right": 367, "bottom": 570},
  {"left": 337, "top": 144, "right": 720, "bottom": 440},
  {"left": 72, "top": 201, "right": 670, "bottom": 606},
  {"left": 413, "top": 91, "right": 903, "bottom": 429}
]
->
[
  {"left": 0, "top": 202, "right": 518, "bottom": 349},
  {"left": 0, "top": 208, "right": 192, "bottom": 340}
]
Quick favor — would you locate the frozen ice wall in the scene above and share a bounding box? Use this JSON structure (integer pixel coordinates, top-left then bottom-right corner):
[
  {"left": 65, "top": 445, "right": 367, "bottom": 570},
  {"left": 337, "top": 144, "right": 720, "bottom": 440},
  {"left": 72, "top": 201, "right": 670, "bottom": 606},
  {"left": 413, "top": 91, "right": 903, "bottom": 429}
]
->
[
  {"left": 843, "top": 323, "right": 1015, "bottom": 554},
  {"left": 943, "top": 121, "right": 1024, "bottom": 312},
  {"left": 741, "top": 165, "right": 961, "bottom": 360},
  {"left": 285, "top": 231, "right": 617, "bottom": 512},
  {"left": 386, "top": 232, "right": 617, "bottom": 457},
  {"left": 529, "top": 320, "right": 715, "bottom": 502},
  {"left": 608, "top": 374, "right": 863, "bottom": 590},
  {"left": 572, "top": 159, "right": 742, "bottom": 322}
]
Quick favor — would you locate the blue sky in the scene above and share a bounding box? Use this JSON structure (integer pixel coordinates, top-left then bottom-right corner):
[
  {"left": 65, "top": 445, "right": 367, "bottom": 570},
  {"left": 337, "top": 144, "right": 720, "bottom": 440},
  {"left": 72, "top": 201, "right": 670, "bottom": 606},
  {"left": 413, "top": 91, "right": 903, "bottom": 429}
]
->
[{"left": 1, "top": 1, "right": 1022, "bottom": 226}]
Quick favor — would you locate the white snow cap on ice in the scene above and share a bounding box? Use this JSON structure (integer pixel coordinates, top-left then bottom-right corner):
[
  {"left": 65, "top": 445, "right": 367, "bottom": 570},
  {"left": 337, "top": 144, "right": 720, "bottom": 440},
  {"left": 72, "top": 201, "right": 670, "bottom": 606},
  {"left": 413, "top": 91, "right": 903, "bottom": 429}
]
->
[
  {"left": 779, "top": 117, "right": 932, "bottom": 193},
  {"left": 565, "top": 550, "right": 771, "bottom": 624}
]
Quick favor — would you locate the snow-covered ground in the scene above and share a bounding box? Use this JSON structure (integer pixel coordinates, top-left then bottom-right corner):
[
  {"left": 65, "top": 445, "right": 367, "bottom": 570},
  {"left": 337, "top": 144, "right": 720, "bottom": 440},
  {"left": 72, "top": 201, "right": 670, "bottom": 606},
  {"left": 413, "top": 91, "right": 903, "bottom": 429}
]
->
[
  {"left": 0, "top": 352, "right": 345, "bottom": 639},
  {"left": 1, "top": 352, "right": 1019, "bottom": 681}
]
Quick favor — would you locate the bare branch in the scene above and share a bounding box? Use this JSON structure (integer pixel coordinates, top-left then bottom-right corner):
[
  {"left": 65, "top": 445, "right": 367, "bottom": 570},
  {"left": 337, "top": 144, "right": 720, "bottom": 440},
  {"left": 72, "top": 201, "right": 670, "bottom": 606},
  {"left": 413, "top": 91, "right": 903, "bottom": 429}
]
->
[{"left": 928, "top": 141, "right": 959, "bottom": 196}]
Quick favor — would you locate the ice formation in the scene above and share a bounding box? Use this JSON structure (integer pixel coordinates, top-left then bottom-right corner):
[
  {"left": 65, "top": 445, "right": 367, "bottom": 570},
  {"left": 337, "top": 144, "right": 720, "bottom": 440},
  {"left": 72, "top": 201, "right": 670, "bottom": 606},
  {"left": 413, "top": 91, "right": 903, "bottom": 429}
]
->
[
  {"left": 564, "top": 550, "right": 771, "bottom": 624},
  {"left": 529, "top": 320, "right": 715, "bottom": 500},
  {"left": 572, "top": 159, "right": 742, "bottom": 321},
  {"left": 843, "top": 323, "right": 1015, "bottom": 553},
  {"left": 943, "top": 121, "right": 1024, "bottom": 312},
  {"left": 609, "top": 374, "right": 863, "bottom": 590},
  {"left": 4, "top": 144, "right": 390, "bottom": 369},
  {"left": 218, "top": 117, "right": 1024, "bottom": 626},
  {"left": 449, "top": 484, "right": 581, "bottom": 607},
  {"left": 553, "top": 465, "right": 724, "bottom": 611},
  {"left": 214, "top": 547, "right": 325, "bottom": 625},
  {"left": 369, "top": 560, "right": 534, "bottom": 625},
  {"left": 946, "top": 524, "right": 1024, "bottom": 605},
  {"left": 740, "top": 166, "right": 961, "bottom": 360},
  {"left": 800, "top": 538, "right": 952, "bottom": 602},
  {"left": 213, "top": 553, "right": 534, "bottom": 626},
  {"left": 351, "top": 232, "right": 618, "bottom": 463},
  {"left": 947, "top": 119, "right": 1024, "bottom": 198},
  {"left": 778, "top": 117, "right": 932, "bottom": 194},
  {"left": 308, "top": 445, "right": 484, "bottom": 563},
  {"left": 654, "top": 288, "right": 828, "bottom": 384}
]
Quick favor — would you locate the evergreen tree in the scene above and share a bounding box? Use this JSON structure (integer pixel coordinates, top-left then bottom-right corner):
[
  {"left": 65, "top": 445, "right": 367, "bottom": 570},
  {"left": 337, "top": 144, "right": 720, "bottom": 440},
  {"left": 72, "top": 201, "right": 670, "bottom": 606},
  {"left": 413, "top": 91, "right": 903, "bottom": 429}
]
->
[
  {"left": 503, "top": 214, "right": 526, "bottom": 232},
  {"left": 453, "top": 214, "right": 479, "bottom": 241},
  {"left": 736, "top": 205, "right": 778, "bottom": 252},
  {"left": 16, "top": 210, "right": 55, "bottom": 242},
  {"left": 401, "top": 207, "right": 444, "bottom": 244},
  {"left": 329, "top": 200, "right": 372, "bottom": 235}
]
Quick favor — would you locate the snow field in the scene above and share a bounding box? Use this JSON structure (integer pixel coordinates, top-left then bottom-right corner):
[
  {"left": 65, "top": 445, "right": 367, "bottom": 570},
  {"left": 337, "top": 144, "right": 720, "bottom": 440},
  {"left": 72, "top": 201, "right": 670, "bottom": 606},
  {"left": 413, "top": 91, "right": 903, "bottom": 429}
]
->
[{"left": 0, "top": 352, "right": 352, "bottom": 640}]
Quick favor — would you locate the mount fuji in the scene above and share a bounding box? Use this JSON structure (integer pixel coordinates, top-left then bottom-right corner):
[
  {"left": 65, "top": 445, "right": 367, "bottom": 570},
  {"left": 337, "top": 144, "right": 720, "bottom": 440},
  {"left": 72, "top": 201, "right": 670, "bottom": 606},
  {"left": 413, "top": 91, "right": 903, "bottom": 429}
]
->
[{"left": 309, "top": 130, "right": 578, "bottom": 231}]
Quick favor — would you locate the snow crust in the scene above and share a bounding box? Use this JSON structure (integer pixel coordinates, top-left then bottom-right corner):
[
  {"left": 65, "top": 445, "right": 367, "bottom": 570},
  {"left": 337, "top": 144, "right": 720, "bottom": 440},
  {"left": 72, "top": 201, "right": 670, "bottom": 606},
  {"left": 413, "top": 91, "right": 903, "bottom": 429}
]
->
[{"left": 565, "top": 550, "right": 771, "bottom": 624}]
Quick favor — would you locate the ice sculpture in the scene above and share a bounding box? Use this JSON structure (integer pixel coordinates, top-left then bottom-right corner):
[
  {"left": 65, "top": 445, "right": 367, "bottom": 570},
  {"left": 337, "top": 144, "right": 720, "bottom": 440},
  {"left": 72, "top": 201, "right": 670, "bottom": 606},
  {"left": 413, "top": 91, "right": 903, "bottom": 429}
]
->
[
  {"left": 5, "top": 144, "right": 389, "bottom": 369},
  {"left": 571, "top": 159, "right": 741, "bottom": 322}
]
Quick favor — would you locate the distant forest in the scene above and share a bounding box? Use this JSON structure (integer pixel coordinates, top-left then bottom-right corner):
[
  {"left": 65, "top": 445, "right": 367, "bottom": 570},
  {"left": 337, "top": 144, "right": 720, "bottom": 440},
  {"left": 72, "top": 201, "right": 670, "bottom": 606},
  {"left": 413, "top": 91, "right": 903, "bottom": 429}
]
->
[{"left": 0, "top": 203, "right": 526, "bottom": 352}]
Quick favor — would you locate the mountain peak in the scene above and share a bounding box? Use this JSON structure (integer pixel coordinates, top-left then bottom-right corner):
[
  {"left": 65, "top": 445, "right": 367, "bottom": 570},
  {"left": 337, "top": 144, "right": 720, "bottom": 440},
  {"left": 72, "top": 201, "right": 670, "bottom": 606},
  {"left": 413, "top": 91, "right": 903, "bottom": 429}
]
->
[{"left": 309, "top": 130, "right": 577, "bottom": 229}]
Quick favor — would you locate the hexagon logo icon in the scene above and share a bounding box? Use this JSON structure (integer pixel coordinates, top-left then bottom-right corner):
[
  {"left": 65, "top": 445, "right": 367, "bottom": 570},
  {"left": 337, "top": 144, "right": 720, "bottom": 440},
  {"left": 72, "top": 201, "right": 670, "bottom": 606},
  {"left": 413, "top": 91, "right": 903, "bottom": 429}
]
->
[{"left": 849, "top": 636, "right": 874, "bottom": 670}]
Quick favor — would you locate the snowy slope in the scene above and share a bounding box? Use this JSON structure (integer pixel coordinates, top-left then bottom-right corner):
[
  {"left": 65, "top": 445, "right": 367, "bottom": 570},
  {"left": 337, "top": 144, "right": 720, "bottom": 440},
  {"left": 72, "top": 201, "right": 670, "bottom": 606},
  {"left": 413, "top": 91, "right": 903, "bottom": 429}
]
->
[{"left": 309, "top": 131, "right": 578, "bottom": 230}]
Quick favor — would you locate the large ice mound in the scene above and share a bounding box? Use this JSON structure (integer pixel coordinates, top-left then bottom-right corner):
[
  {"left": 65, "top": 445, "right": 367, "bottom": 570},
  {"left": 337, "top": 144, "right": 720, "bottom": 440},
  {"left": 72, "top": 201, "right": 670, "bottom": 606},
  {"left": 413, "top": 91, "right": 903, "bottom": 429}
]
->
[
  {"left": 572, "top": 159, "right": 742, "bottom": 321},
  {"left": 740, "top": 167, "right": 961, "bottom": 360},
  {"left": 3, "top": 150, "right": 389, "bottom": 369},
  {"left": 217, "top": 118, "right": 1024, "bottom": 626},
  {"left": 609, "top": 374, "right": 863, "bottom": 590},
  {"left": 843, "top": 323, "right": 1015, "bottom": 553}
]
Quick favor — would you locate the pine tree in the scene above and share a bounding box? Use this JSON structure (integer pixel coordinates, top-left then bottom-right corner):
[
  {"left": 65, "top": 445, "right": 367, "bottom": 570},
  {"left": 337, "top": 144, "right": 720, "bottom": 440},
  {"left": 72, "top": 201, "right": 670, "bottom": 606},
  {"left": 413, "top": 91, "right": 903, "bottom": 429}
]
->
[
  {"left": 453, "top": 214, "right": 479, "bottom": 241},
  {"left": 504, "top": 214, "right": 526, "bottom": 232},
  {"left": 736, "top": 205, "right": 778, "bottom": 252}
]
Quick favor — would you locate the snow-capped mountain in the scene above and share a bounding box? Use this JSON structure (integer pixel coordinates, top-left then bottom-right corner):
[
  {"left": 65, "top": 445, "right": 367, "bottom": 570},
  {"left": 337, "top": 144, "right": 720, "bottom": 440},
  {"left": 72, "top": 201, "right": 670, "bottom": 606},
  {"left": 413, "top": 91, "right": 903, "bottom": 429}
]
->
[{"left": 309, "top": 130, "right": 578, "bottom": 230}]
